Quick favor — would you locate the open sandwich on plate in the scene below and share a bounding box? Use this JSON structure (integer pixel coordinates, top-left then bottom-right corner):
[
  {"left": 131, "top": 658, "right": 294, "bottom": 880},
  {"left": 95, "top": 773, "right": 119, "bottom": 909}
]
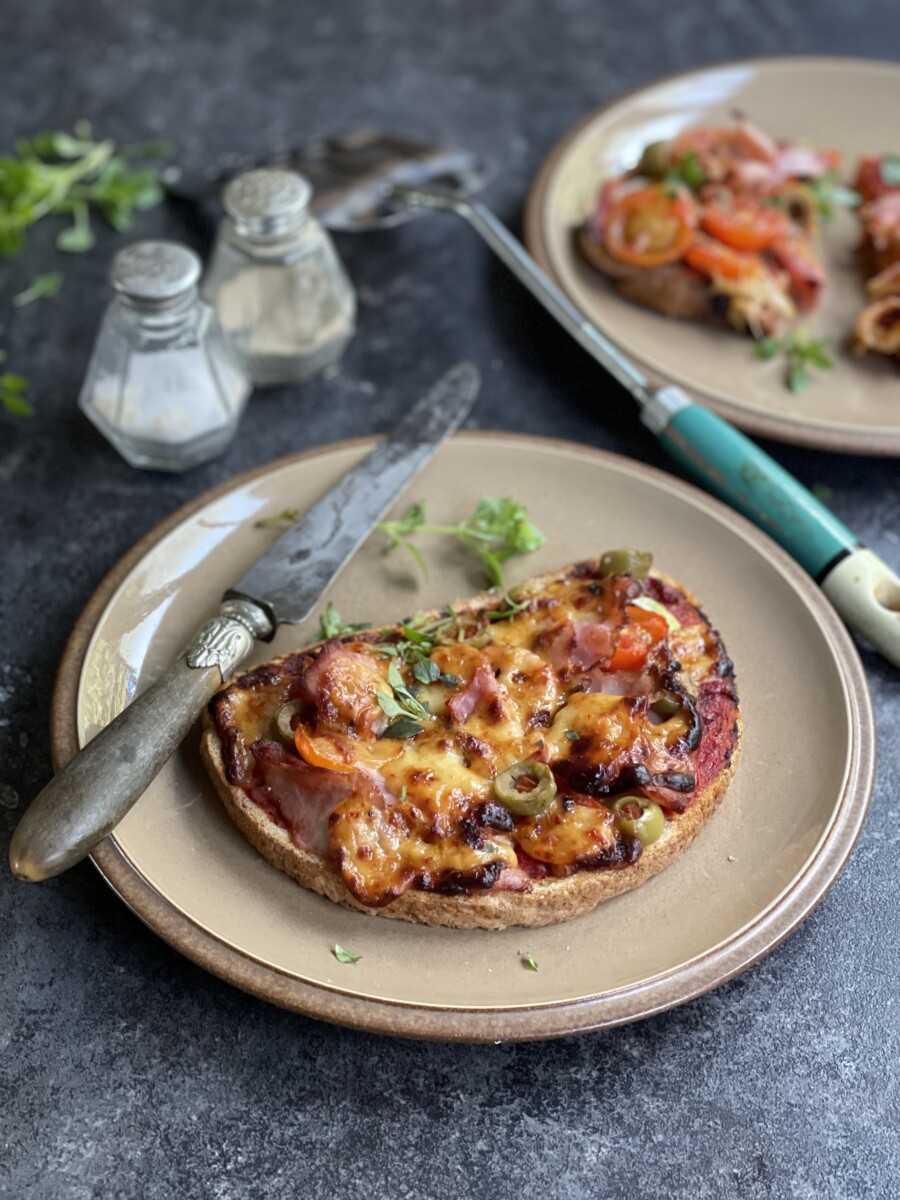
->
[{"left": 202, "top": 552, "right": 741, "bottom": 930}]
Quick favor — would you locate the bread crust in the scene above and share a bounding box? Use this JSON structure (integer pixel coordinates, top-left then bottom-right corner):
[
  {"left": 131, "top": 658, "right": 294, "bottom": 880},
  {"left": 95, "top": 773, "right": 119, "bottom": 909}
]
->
[{"left": 201, "top": 566, "right": 741, "bottom": 930}]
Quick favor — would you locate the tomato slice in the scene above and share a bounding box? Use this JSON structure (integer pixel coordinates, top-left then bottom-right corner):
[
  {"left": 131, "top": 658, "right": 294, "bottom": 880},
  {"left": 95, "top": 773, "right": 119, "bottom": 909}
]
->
[
  {"left": 293, "top": 727, "right": 357, "bottom": 773},
  {"left": 625, "top": 604, "right": 670, "bottom": 642},
  {"left": 700, "top": 201, "right": 791, "bottom": 252},
  {"left": 683, "top": 238, "right": 761, "bottom": 282},
  {"left": 602, "top": 184, "right": 697, "bottom": 267}
]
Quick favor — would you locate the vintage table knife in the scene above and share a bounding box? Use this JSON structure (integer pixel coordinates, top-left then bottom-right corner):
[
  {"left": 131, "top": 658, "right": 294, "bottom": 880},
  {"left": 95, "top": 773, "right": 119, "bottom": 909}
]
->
[{"left": 10, "top": 362, "right": 481, "bottom": 882}]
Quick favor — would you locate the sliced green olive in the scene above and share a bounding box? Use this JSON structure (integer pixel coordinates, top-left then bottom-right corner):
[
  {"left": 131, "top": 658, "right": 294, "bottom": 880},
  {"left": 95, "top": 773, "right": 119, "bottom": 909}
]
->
[
  {"left": 636, "top": 139, "right": 672, "bottom": 177},
  {"left": 599, "top": 549, "right": 653, "bottom": 579},
  {"left": 494, "top": 761, "right": 557, "bottom": 816},
  {"left": 275, "top": 700, "right": 305, "bottom": 744},
  {"left": 650, "top": 693, "right": 681, "bottom": 720},
  {"left": 610, "top": 795, "right": 666, "bottom": 847}
]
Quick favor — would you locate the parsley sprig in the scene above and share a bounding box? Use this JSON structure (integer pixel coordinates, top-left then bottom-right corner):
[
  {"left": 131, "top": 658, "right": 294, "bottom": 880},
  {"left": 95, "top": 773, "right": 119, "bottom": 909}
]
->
[
  {"left": 807, "top": 171, "right": 861, "bottom": 222},
  {"left": 378, "top": 496, "right": 545, "bottom": 588},
  {"left": 754, "top": 329, "right": 834, "bottom": 395},
  {"left": 663, "top": 151, "right": 705, "bottom": 192}
]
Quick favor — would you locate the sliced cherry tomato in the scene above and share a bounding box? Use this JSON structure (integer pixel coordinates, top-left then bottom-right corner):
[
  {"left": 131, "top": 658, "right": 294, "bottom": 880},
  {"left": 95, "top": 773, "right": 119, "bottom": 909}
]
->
[
  {"left": 683, "top": 237, "right": 761, "bottom": 281},
  {"left": 625, "top": 604, "right": 670, "bottom": 642},
  {"left": 608, "top": 625, "right": 654, "bottom": 672},
  {"left": 294, "top": 727, "right": 356, "bottom": 773},
  {"left": 602, "top": 184, "right": 697, "bottom": 267},
  {"left": 700, "top": 201, "right": 791, "bottom": 252}
]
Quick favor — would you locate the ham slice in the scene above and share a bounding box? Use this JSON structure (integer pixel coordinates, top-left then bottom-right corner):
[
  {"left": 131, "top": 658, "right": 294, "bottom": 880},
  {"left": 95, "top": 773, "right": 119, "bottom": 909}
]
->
[
  {"left": 298, "top": 643, "right": 388, "bottom": 737},
  {"left": 538, "top": 619, "right": 614, "bottom": 675},
  {"left": 250, "top": 739, "right": 366, "bottom": 855},
  {"left": 447, "top": 662, "right": 504, "bottom": 725}
]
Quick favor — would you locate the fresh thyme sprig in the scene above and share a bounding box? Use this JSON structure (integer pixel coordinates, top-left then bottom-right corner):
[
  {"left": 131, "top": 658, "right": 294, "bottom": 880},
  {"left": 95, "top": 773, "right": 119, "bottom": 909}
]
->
[
  {"left": 317, "top": 602, "right": 371, "bottom": 641},
  {"left": 378, "top": 496, "right": 545, "bottom": 588},
  {"left": 807, "top": 171, "right": 861, "bottom": 222},
  {"left": 754, "top": 328, "right": 834, "bottom": 395}
]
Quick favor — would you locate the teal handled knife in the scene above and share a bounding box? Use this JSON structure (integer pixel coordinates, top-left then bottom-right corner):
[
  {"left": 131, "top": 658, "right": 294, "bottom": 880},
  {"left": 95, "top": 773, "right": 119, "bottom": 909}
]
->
[
  {"left": 390, "top": 184, "right": 900, "bottom": 669},
  {"left": 9, "top": 362, "right": 481, "bottom": 882}
]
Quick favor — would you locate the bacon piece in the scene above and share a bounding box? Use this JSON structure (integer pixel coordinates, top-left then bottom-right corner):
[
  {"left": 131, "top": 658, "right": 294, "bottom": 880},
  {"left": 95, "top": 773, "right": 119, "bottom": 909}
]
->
[
  {"left": 583, "top": 668, "right": 654, "bottom": 697},
  {"left": 298, "top": 643, "right": 388, "bottom": 737},
  {"left": 447, "top": 661, "right": 505, "bottom": 725},
  {"left": 249, "top": 739, "right": 367, "bottom": 855}
]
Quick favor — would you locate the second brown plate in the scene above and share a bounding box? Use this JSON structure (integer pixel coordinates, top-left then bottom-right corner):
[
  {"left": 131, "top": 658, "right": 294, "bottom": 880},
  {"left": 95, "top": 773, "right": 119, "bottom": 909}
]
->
[
  {"left": 53, "top": 433, "right": 874, "bottom": 1040},
  {"left": 525, "top": 56, "right": 900, "bottom": 455}
]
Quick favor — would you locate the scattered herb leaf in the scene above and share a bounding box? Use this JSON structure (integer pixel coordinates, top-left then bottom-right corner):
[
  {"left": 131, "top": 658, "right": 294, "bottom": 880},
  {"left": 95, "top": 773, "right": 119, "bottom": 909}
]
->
[
  {"left": 564, "top": 729, "right": 580, "bottom": 742},
  {"left": 880, "top": 156, "right": 900, "bottom": 187},
  {"left": 663, "top": 151, "right": 705, "bottom": 192},
  {"left": 255, "top": 508, "right": 299, "bottom": 528},
  {"left": 808, "top": 171, "right": 861, "bottom": 222},
  {"left": 378, "top": 496, "right": 545, "bottom": 588},
  {"left": 522, "top": 953, "right": 539, "bottom": 972},
  {"left": 810, "top": 482, "right": 833, "bottom": 502},
  {"left": 318, "top": 601, "right": 370, "bottom": 640},
  {"left": 398, "top": 784, "right": 407, "bottom": 803},
  {"left": 381, "top": 716, "right": 425, "bottom": 740},
  {"left": 13, "top": 271, "right": 63, "bottom": 307},
  {"left": 754, "top": 328, "right": 834, "bottom": 394},
  {"left": 333, "top": 945, "right": 362, "bottom": 965}
]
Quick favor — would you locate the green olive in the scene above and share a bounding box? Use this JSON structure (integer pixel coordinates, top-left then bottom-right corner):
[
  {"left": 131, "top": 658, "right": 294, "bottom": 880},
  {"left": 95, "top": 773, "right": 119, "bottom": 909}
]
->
[
  {"left": 610, "top": 795, "right": 666, "bottom": 847},
  {"left": 275, "top": 700, "right": 304, "bottom": 744},
  {"left": 494, "top": 761, "right": 557, "bottom": 816},
  {"left": 650, "top": 693, "right": 681, "bottom": 720},
  {"left": 636, "top": 140, "right": 672, "bottom": 177},
  {"left": 599, "top": 549, "right": 653, "bottom": 579}
]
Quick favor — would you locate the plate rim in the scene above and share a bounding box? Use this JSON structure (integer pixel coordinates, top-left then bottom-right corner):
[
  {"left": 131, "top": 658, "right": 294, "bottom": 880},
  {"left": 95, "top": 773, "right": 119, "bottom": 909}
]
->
[
  {"left": 50, "top": 431, "right": 876, "bottom": 1042},
  {"left": 523, "top": 53, "right": 900, "bottom": 456}
]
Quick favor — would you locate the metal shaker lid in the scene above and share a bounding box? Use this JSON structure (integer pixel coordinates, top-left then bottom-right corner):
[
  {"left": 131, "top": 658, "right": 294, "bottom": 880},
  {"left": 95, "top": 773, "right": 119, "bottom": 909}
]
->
[
  {"left": 222, "top": 168, "right": 312, "bottom": 236},
  {"left": 111, "top": 241, "right": 201, "bottom": 310}
]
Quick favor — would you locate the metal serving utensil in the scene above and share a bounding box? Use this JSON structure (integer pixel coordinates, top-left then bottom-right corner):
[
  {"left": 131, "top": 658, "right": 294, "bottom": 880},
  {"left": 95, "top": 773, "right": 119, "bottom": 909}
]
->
[{"left": 9, "top": 362, "right": 481, "bottom": 882}]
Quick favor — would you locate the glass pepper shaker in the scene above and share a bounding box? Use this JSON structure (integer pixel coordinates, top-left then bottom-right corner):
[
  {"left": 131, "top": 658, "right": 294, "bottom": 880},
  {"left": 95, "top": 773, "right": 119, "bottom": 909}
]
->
[
  {"left": 78, "top": 241, "right": 251, "bottom": 471},
  {"left": 201, "top": 168, "right": 356, "bottom": 386}
]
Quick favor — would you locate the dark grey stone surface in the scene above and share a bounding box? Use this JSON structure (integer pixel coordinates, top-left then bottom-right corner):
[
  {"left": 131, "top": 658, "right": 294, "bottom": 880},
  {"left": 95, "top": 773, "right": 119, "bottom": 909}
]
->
[{"left": 2, "top": 3, "right": 899, "bottom": 1197}]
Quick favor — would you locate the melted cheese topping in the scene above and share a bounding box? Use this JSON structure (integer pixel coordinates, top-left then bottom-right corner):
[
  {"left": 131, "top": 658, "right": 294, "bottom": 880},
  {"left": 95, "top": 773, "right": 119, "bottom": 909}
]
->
[{"left": 220, "top": 570, "right": 733, "bottom": 906}]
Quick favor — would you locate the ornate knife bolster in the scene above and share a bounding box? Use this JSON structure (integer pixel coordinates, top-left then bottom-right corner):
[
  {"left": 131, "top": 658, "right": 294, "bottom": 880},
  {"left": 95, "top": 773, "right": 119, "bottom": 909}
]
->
[{"left": 186, "top": 599, "right": 275, "bottom": 681}]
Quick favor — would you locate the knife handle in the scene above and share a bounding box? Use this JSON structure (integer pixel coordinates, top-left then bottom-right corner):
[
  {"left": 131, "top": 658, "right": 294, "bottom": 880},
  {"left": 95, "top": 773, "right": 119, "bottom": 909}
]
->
[{"left": 9, "top": 601, "right": 271, "bottom": 882}]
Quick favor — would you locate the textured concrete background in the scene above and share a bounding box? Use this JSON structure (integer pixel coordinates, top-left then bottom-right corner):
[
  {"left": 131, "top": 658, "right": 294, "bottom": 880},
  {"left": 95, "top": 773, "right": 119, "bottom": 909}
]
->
[{"left": 2, "top": 2, "right": 899, "bottom": 1197}]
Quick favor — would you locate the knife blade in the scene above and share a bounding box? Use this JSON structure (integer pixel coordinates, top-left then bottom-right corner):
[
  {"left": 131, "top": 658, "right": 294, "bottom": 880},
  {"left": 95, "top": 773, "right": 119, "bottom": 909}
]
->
[{"left": 9, "top": 362, "right": 481, "bottom": 882}]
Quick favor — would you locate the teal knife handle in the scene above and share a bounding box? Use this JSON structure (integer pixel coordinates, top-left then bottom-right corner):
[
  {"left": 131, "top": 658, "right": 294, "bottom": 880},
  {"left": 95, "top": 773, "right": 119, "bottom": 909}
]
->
[{"left": 657, "top": 403, "right": 857, "bottom": 578}]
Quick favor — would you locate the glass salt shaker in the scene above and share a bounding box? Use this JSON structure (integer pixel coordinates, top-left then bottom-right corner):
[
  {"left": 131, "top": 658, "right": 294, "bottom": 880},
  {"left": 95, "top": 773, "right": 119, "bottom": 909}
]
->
[
  {"left": 78, "top": 241, "right": 251, "bottom": 471},
  {"left": 201, "top": 168, "right": 356, "bottom": 386}
]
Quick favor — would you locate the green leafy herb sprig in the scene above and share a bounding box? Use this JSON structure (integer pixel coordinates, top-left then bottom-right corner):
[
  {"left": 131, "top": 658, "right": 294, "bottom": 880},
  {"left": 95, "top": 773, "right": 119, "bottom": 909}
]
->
[
  {"left": 754, "top": 329, "right": 834, "bottom": 395},
  {"left": 0, "top": 122, "right": 169, "bottom": 258},
  {"left": 378, "top": 496, "right": 545, "bottom": 588},
  {"left": 318, "top": 602, "right": 370, "bottom": 641},
  {"left": 333, "top": 945, "right": 361, "bottom": 965},
  {"left": 376, "top": 660, "right": 433, "bottom": 740},
  {"left": 663, "top": 151, "right": 705, "bottom": 193},
  {"left": 0, "top": 123, "right": 169, "bottom": 417},
  {"left": 808, "top": 171, "right": 861, "bottom": 222},
  {"left": 0, "top": 350, "right": 30, "bottom": 416}
]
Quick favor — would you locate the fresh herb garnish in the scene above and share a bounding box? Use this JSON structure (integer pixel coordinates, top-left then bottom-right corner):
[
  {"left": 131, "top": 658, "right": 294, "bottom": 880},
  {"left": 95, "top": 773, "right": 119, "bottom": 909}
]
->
[
  {"left": 255, "top": 508, "right": 300, "bottom": 528},
  {"left": 663, "top": 152, "right": 705, "bottom": 192},
  {"left": 522, "top": 953, "right": 539, "bottom": 972},
  {"left": 13, "top": 271, "right": 63, "bottom": 307},
  {"left": 378, "top": 496, "right": 545, "bottom": 588},
  {"left": 810, "top": 482, "right": 833, "bottom": 502},
  {"left": 564, "top": 729, "right": 580, "bottom": 742},
  {"left": 0, "top": 352, "right": 31, "bottom": 416},
  {"left": 0, "top": 123, "right": 168, "bottom": 258},
  {"left": 880, "top": 156, "right": 900, "bottom": 187},
  {"left": 376, "top": 660, "right": 431, "bottom": 738},
  {"left": 754, "top": 329, "right": 834, "bottom": 394},
  {"left": 333, "top": 945, "right": 362, "bottom": 965},
  {"left": 808, "top": 171, "right": 861, "bottom": 222},
  {"left": 318, "top": 601, "right": 370, "bottom": 640}
]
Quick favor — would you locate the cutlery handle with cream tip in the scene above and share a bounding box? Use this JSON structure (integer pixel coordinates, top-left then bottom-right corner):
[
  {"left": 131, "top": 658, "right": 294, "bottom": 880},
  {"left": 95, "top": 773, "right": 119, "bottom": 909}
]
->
[
  {"left": 648, "top": 395, "right": 900, "bottom": 668},
  {"left": 9, "top": 601, "right": 272, "bottom": 882}
]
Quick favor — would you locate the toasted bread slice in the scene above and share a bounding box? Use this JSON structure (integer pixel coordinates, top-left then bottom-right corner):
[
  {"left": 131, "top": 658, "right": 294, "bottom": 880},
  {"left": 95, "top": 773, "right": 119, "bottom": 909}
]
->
[{"left": 201, "top": 564, "right": 741, "bottom": 930}]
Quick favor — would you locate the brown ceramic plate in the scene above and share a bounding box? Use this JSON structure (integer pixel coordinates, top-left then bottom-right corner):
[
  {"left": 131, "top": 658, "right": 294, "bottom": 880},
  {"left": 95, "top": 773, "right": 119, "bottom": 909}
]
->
[
  {"left": 524, "top": 57, "right": 900, "bottom": 455},
  {"left": 52, "top": 433, "right": 874, "bottom": 1041}
]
